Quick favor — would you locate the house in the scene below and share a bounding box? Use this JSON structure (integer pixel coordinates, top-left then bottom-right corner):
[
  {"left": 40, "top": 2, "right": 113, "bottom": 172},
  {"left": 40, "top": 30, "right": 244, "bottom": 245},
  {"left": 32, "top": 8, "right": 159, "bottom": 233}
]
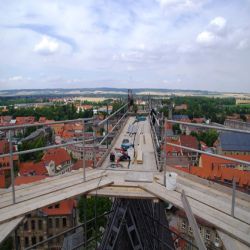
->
[
  {"left": 66, "top": 144, "right": 107, "bottom": 167},
  {"left": 174, "top": 104, "right": 188, "bottom": 111},
  {"left": 15, "top": 198, "right": 76, "bottom": 249},
  {"left": 188, "top": 154, "right": 250, "bottom": 191},
  {"left": 0, "top": 141, "right": 19, "bottom": 169},
  {"left": 42, "top": 148, "right": 72, "bottom": 175},
  {"left": 0, "top": 139, "right": 9, "bottom": 154},
  {"left": 0, "top": 116, "right": 12, "bottom": 126},
  {"left": 165, "top": 137, "right": 190, "bottom": 168},
  {"left": 19, "top": 148, "right": 72, "bottom": 177},
  {"left": 0, "top": 167, "right": 11, "bottom": 188},
  {"left": 166, "top": 137, "right": 182, "bottom": 157},
  {"left": 170, "top": 209, "right": 223, "bottom": 249},
  {"left": 19, "top": 161, "right": 48, "bottom": 176},
  {"left": 16, "top": 116, "right": 35, "bottom": 125},
  {"left": 224, "top": 119, "right": 250, "bottom": 131},
  {"left": 215, "top": 132, "right": 250, "bottom": 155},
  {"left": 13, "top": 116, "right": 36, "bottom": 136},
  {"left": 180, "top": 135, "right": 199, "bottom": 165}
]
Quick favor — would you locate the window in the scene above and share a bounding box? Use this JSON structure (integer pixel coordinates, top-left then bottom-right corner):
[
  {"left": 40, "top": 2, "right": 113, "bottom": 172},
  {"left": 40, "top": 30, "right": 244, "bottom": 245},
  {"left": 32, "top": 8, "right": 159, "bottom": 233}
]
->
[
  {"left": 56, "top": 218, "right": 60, "bottom": 228},
  {"left": 205, "top": 229, "right": 210, "bottom": 240},
  {"left": 48, "top": 218, "right": 53, "bottom": 228},
  {"left": 31, "top": 220, "right": 36, "bottom": 230},
  {"left": 25, "top": 237, "right": 29, "bottom": 247},
  {"left": 39, "top": 236, "right": 43, "bottom": 242},
  {"left": 62, "top": 218, "right": 67, "bottom": 227},
  {"left": 189, "top": 226, "right": 193, "bottom": 233},
  {"left": 215, "top": 233, "right": 220, "bottom": 242},
  {"left": 181, "top": 221, "right": 186, "bottom": 229},
  {"left": 31, "top": 236, "right": 36, "bottom": 245},
  {"left": 24, "top": 221, "right": 28, "bottom": 231},
  {"left": 38, "top": 220, "right": 43, "bottom": 230}
]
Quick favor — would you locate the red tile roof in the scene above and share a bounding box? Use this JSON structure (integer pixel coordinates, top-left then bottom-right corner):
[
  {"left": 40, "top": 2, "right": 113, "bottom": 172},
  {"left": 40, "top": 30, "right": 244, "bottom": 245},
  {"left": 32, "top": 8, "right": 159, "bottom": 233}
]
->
[
  {"left": 166, "top": 137, "right": 182, "bottom": 155},
  {"left": 180, "top": 135, "right": 199, "bottom": 150},
  {"left": 19, "top": 161, "right": 48, "bottom": 176},
  {"left": 14, "top": 175, "right": 46, "bottom": 186},
  {"left": 192, "top": 118, "right": 205, "bottom": 123},
  {"left": 193, "top": 154, "right": 250, "bottom": 187},
  {"left": 0, "top": 140, "right": 9, "bottom": 154},
  {"left": 42, "top": 199, "right": 75, "bottom": 216},
  {"left": 42, "top": 148, "right": 71, "bottom": 166},
  {"left": 16, "top": 116, "right": 35, "bottom": 125}
]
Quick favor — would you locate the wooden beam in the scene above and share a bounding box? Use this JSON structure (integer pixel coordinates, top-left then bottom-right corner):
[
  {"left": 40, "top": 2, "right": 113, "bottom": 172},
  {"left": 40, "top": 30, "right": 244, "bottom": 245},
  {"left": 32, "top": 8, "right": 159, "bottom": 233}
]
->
[
  {"left": 0, "top": 178, "right": 113, "bottom": 225},
  {"left": 139, "top": 183, "right": 250, "bottom": 247}
]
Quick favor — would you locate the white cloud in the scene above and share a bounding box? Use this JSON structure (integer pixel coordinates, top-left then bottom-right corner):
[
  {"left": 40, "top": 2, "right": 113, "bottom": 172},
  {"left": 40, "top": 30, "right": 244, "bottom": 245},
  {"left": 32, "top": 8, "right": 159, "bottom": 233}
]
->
[
  {"left": 156, "top": 0, "right": 207, "bottom": 12},
  {"left": 210, "top": 16, "right": 227, "bottom": 31},
  {"left": 209, "top": 16, "right": 227, "bottom": 36},
  {"left": 34, "top": 36, "right": 59, "bottom": 55},
  {"left": 237, "top": 39, "right": 249, "bottom": 50},
  {"left": 196, "top": 31, "right": 216, "bottom": 46},
  {"left": 8, "top": 76, "right": 23, "bottom": 81}
]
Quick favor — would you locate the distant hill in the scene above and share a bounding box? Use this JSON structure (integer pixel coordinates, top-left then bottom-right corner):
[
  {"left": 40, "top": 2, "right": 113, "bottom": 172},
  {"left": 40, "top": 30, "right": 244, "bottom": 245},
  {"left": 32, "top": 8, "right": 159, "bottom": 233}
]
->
[{"left": 0, "top": 87, "right": 249, "bottom": 98}]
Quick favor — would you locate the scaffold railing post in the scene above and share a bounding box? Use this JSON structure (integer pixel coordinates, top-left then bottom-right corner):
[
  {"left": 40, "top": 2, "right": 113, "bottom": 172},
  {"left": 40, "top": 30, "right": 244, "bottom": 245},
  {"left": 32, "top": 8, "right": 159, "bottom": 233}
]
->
[
  {"left": 82, "top": 119, "right": 86, "bottom": 182},
  {"left": 231, "top": 178, "right": 236, "bottom": 217},
  {"left": 8, "top": 130, "right": 16, "bottom": 204}
]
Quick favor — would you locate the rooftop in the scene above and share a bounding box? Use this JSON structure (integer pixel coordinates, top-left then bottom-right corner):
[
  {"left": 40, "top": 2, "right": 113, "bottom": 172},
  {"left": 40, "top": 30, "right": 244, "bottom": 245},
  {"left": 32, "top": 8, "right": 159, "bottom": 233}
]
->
[{"left": 219, "top": 132, "right": 250, "bottom": 151}]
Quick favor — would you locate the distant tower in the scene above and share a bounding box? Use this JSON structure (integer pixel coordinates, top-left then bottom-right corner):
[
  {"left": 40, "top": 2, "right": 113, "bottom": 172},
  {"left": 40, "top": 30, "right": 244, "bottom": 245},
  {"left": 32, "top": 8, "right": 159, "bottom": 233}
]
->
[
  {"left": 128, "top": 89, "right": 133, "bottom": 110},
  {"left": 168, "top": 102, "right": 174, "bottom": 120}
]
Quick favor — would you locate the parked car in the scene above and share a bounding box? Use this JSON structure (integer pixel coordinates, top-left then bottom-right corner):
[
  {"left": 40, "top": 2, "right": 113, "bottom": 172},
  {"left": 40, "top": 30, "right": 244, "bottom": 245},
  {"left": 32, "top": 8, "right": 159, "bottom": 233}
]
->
[{"left": 121, "top": 138, "right": 133, "bottom": 150}]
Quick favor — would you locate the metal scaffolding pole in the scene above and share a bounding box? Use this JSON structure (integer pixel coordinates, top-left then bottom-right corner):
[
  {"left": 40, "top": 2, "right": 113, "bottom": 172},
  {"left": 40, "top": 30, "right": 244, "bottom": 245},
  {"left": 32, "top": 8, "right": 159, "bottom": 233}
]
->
[
  {"left": 93, "top": 114, "right": 97, "bottom": 168},
  {"left": 8, "top": 130, "right": 16, "bottom": 204},
  {"left": 106, "top": 105, "right": 109, "bottom": 149},
  {"left": 82, "top": 119, "right": 86, "bottom": 182}
]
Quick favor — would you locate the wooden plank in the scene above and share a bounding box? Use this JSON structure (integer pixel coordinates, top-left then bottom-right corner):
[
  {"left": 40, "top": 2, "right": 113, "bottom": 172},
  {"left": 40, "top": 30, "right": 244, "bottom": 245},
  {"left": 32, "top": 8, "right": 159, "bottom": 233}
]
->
[
  {"left": 176, "top": 182, "right": 250, "bottom": 224},
  {"left": 0, "top": 168, "right": 96, "bottom": 197},
  {"left": 0, "top": 178, "right": 113, "bottom": 225},
  {"left": 0, "top": 171, "right": 106, "bottom": 208},
  {"left": 139, "top": 183, "right": 250, "bottom": 247},
  {"left": 217, "top": 230, "right": 250, "bottom": 250},
  {"left": 137, "top": 147, "right": 143, "bottom": 164},
  {"left": 0, "top": 216, "right": 24, "bottom": 244},
  {"left": 88, "top": 186, "right": 155, "bottom": 199}
]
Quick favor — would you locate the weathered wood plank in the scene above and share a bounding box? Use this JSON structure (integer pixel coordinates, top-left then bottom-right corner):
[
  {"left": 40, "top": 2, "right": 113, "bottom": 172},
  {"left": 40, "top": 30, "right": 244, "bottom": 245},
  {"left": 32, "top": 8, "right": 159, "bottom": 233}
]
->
[
  {"left": 139, "top": 183, "right": 250, "bottom": 247},
  {"left": 0, "top": 178, "right": 113, "bottom": 225},
  {"left": 0, "top": 171, "right": 106, "bottom": 208},
  {"left": 0, "top": 216, "right": 24, "bottom": 244}
]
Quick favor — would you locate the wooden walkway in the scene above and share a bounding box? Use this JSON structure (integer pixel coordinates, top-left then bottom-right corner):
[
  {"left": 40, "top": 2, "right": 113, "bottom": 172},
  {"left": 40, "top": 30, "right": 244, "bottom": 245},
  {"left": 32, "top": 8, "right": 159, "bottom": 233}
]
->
[{"left": 0, "top": 117, "right": 250, "bottom": 248}]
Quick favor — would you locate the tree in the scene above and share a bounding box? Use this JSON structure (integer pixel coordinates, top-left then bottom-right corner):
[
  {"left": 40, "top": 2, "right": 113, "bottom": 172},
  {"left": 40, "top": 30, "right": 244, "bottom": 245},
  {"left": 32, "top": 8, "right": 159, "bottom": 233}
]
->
[
  {"left": 78, "top": 196, "right": 112, "bottom": 239},
  {"left": 173, "top": 124, "right": 181, "bottom": 135},
  {"left": 19, "top": 136, "right": 46, "bottom": 162},
  {"left": 191, "top": 129, "right": 218, "bottom": 147}
]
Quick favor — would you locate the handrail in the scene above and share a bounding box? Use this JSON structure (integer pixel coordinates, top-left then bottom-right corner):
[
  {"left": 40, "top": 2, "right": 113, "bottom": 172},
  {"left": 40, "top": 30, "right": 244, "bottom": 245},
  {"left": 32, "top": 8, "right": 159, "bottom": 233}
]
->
[
  {"left": 0, "top": 117, "right": 94, "bottom": 130},
  {"left": 166, "top": 119, "right": 250, "bottom": 134},
  {"left": 166, "top": 142, "right": 250, "bottom": 166},
  {"left": 98, "top": 103, "right": 128, "bottom": 126},
  {"left": 99, "top": 111, "right": 127, "bottom": 145},
  {"left": 0, "top": 138, "right": 94, "bottom": 158}
]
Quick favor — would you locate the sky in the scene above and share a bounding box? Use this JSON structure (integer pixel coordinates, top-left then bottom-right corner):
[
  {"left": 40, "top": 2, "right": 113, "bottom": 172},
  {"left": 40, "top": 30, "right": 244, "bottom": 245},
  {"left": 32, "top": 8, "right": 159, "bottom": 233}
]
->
[{"left": 0, "top": 0, "right": 250, "bottom": 92}]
